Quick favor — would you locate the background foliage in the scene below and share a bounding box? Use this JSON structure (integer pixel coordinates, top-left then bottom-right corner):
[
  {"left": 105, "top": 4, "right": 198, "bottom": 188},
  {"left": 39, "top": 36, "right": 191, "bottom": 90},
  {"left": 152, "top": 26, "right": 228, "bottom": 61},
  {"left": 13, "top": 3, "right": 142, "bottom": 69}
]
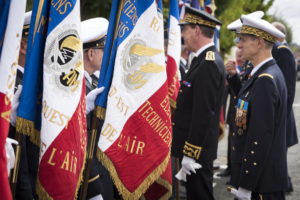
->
[{"left": 26, "top": 0, "right": 298, "bottom": 57}]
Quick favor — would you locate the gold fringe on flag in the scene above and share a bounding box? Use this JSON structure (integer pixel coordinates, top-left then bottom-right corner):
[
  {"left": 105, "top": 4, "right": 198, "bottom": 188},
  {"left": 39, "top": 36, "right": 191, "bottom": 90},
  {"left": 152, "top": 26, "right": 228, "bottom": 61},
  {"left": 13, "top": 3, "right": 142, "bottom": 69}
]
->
[
  {"left": 95, "top": 106, "right": 106, "bottom": 120},
  {"left": 156, "top": 177, "right": 172, "bottom": 200},
  {"left": 97, "top": 148, "right": 170, "bottom": 200},
  {"left": 75, "top": 147, "right": 87, "bottom": 200},
  {"left": 36, "top": 179, "right": 53, "bottom": 200},
  {"left": 16, "top": 117, "right": 40, "bottom": 146}
]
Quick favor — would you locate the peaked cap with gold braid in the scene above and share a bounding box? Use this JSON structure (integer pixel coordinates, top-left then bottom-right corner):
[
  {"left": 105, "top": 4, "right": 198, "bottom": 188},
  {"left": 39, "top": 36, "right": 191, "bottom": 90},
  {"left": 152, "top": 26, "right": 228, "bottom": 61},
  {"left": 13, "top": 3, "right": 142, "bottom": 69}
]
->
[
  {"left": 179, "top": 6, "right": 222, "bottom": 29},
  {"left": 239, "top": 14, "right": 285, "bottom": 43},
  {"left": 81, "top": 17, "right": 108, "bottom": 49},
  {"left": 22, "top": 11, "right": 32, "bottom": 37}
]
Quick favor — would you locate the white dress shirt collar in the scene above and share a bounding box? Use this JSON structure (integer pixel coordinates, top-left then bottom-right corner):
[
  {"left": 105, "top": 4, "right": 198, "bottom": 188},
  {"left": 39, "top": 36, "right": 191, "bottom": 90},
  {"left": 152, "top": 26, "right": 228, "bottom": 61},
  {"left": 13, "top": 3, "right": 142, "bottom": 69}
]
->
[{"left": 250, "top": 57, "right": 273, "bottom": 76}]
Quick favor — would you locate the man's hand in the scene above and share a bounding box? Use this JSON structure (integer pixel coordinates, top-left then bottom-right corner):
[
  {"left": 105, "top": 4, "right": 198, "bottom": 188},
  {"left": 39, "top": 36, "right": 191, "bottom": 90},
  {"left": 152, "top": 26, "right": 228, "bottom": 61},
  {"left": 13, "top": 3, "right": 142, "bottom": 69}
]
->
[
  {"left": 228, "top": 187, "right": 252, "bottom": 200},
  {"left": 181, "top": 156, "right": 202, "bottom": 175},
  {"left": 10, "top": 85, "right": 22, "bottom": 127},
  {"left": 225, "top": 60, "right": 237, "bottom": 76},
  {"left": 86, "top": 87, "right": 105, "bottom": 114}
]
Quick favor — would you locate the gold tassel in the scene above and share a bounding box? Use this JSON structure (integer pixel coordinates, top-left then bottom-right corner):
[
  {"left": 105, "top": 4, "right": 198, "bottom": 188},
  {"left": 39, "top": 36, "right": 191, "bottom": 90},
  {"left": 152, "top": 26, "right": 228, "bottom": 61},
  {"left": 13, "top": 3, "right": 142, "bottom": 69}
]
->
[
  {"left": 97, "top": 148, "right": 170, "bottom": 200},
  {"left": 95, "top": 106, "right": 106, "bottom": 120}
]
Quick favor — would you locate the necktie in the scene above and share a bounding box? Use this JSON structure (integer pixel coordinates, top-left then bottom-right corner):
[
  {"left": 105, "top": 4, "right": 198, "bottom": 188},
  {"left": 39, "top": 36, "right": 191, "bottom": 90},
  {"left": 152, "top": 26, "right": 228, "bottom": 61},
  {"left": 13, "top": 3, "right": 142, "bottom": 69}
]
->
[{"left": 90, "top": 74, "right": 98, "bottom": 89}]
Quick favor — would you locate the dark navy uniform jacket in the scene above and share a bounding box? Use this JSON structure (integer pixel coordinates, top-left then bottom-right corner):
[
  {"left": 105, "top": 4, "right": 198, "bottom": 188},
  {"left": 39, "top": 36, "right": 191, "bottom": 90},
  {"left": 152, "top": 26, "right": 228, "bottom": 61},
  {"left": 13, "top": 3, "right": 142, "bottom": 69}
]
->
[
  {"left": 272, "top": 42, "right": 298, "bottom": 147},
  {"left": 172, "top": 45, "right": 225, "bottom": 162},
  {"left": 230, "top": 59, "right": 288, "bottom": 193}
]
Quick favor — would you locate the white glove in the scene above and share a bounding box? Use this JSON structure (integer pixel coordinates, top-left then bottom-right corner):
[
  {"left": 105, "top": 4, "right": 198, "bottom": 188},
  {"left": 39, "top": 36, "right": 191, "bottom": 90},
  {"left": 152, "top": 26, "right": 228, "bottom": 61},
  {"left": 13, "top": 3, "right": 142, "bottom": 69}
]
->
[
  {"left": 88, "top": 194, "right": 103, "bottom": 200},
  {"left": 5, "top": 138, "right": 18, "bottom": 176},
  {"left": 10, "top": 85, "right": 22, "bottom": 127},
  {"left": 175, "top": 168, "right": 187, "bottom": 182},
  {"left": 229, "top": 187, "right": 252, "bottom": 200},
  {"left": 86, "top": 87, "right": 105, "bottom": 114},
  {"left": 181, "top": 156, "right": 202, "bottom": 175}
]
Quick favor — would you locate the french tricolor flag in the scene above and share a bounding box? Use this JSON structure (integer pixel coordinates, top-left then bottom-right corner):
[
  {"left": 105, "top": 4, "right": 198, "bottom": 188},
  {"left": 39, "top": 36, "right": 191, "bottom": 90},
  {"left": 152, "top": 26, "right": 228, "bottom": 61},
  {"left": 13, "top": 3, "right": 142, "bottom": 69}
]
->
[{"left": 96, "top": 0, "right": 172, "bottom": 199}]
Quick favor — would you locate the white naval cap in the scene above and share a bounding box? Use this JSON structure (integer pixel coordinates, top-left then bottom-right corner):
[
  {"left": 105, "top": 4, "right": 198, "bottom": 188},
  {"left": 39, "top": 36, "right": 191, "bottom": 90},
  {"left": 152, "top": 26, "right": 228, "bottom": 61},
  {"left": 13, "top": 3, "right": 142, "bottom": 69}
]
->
[
  {"left": 239, "top": 14, "right": 285, "bottom": 43},
  {"left": 81, "top": 17, "right": 108, "bottom": 49},
  {"left": 227, "top": 11, "right": 264, "bottom": 32},
  {"left": 23, "top": 11, "right": 32, "bottom": 37}
]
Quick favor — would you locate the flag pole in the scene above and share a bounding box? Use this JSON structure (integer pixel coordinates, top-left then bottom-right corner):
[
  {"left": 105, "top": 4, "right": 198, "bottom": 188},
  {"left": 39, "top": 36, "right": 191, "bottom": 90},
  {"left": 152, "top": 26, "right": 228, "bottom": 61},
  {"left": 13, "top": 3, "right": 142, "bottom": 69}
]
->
[
  {"left": 79, "top": 1, "right": 124, "bottom": 199},
  {"left": 79, "top": 115, "right": 100, "bottom": 200},
  {"left": 10, "top": 131, "right": 22, "bottom": 198}
]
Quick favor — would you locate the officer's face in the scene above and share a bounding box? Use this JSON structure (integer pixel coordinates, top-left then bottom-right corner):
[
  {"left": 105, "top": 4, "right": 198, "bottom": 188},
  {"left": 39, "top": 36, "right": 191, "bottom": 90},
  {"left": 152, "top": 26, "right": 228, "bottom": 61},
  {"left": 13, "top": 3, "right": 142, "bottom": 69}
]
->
[
  {"left": 181, "top": 24, "right": 197, "bottom": 52},
  {"left": 236, "top": 34, "right": 259, "bottom": 61},
  {"left": 94, "top": 48, "right": 104, "bottom": 71}
]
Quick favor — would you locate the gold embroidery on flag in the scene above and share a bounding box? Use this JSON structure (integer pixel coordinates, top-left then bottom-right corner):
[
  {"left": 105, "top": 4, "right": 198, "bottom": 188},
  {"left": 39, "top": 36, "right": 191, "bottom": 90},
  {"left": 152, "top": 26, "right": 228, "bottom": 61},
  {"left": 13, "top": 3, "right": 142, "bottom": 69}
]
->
[{"left": 130, "top": 44, "right": 163, "bottom": 56}]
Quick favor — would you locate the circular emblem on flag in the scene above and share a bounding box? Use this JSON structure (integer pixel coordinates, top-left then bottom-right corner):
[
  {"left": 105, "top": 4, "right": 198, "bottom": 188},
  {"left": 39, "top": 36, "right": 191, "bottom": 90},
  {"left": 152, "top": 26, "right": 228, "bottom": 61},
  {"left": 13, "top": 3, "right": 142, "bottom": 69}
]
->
[
  {"left": 122, "top": 37, "right": 164, "bottom": 90},
  {"left": 44, "top": 25, "right": 83, "bottom": 96}
]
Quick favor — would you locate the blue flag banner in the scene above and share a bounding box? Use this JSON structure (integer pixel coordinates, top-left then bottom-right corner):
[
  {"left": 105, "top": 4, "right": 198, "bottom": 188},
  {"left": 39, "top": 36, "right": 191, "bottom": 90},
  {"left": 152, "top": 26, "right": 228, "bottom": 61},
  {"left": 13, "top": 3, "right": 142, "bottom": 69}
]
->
[
  {"left": 0, "top": 0, "right": 11, "bottom": 55},
  {"left": 95, "top": 0, "right": 120, "bottom": 119},
  {"left": 16, "top": 0, "right": 50, "bottom": 145}
]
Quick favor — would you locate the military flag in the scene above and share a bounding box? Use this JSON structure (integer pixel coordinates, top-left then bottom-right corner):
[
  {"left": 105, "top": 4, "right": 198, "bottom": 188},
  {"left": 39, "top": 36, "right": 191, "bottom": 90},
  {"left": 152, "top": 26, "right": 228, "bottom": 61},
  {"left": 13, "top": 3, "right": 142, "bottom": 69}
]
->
[
  {"left": 36, "top": 0, "right": 86, "bottom": 199},
  {"left": 0, "top": 0, "right": 26, "bottom": 199},
  {"left": 166, "top": 0, "right": 181, "bottom": 109},
  {"left": 16, "top": 0, "right": 49, "bottom": 145},
  {"left": 96, "top": 0, "right": 172, "bottom": 199}
]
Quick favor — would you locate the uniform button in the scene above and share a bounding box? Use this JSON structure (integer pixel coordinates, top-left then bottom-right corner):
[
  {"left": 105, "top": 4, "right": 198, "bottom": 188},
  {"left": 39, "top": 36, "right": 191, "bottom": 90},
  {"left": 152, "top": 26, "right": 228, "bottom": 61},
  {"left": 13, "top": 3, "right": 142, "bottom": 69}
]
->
[
  {"left": 232, "top": 132, "right": 235, "bottom": 136},
  {"left": 179, "top": 89, "right": 182, "bottom": 93},
  {"left": 244, "top": 158, "right": 247, "bottom": 162},
  {"left": 172, "top": 122, "right": 175, "bottom": 126},
  {"left": 245, "top": 170, "right": 249, "bottom": 174},
  {"left": 232, "top": 146, "right": 235, "bottom": 151},
  {"left": 254, "top": 141, "right": 258, "bottom": 145},
  {"left": 253, "top": 162, "right": 257, "bottom": 166},
  {"left": 251, "top": 151, "right": 255, "bottom": 154}
]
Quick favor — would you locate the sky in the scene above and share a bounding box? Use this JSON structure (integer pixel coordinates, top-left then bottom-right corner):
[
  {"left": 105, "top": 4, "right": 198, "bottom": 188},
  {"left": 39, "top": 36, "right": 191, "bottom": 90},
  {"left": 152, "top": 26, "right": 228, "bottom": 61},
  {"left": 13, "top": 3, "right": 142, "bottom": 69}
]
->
[{"left": 268, "top": 0, "right": 300, "bottom": 45}]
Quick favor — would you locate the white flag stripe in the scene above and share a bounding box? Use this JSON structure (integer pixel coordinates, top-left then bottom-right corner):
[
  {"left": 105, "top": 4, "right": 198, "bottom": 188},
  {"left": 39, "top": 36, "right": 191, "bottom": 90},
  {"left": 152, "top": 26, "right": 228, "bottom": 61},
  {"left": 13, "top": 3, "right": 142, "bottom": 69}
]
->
[
  {"left": 0, "top": 0, "right": 26, "bottom": 97},
  {"left": 167, "top": 15, "right": 181, "bottom": 67}
]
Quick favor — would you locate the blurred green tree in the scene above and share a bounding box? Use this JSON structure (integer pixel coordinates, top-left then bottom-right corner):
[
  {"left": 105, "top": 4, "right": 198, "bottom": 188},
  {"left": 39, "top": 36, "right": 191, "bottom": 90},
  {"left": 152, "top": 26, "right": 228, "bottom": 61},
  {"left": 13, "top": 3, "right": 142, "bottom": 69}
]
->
[{"left": 25, "top": 0, "right": 282, "bottom": 56}]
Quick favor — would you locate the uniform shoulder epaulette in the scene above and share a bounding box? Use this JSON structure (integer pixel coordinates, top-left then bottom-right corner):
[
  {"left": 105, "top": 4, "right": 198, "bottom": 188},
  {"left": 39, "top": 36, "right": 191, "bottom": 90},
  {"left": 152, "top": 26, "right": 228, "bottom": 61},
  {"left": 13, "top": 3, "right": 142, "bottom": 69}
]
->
[
  {"left": 258, "top": 73, "right": 273, "bottom": 79},
  {"left": 205, "top": 51, "right": 215, "bottom": 61},
  {"left": 277, "top": 45, "right": 288, "bottom": 49}
]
